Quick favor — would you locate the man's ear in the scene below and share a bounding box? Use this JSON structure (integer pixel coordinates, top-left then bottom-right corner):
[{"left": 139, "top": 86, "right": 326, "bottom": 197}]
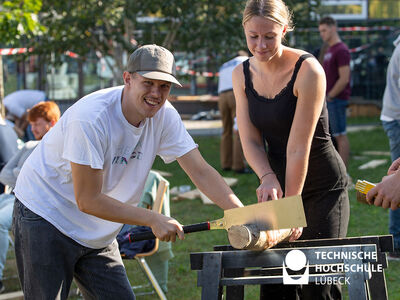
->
[
  {"left": 123, "top": 71, "right": 132, "bottom": 85},
  {"left": 283, "top": 25, "right": 287, "bottom": 35}
]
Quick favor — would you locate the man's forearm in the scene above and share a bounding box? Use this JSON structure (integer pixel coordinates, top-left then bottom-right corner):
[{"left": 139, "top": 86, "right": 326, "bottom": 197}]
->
[
  {"left": 177, "top": 148, "right": 244, "bottom": 210},
  {"left": 195, "top": 167, "right": 243, "bottom": 210},
  {"left": 77, "top": 191, "right": 159, "bottom": 226}
]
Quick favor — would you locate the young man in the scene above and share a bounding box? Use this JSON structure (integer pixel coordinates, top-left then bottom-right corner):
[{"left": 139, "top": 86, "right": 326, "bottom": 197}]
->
[
  {"left": 13, "top": 45, "right": 244, "bottom": 299},
  {"left": 319, "top": 16, "right": 351, "bottom": 168},
  {"left": 0, "top": 101, "right": 60, "bottom": 293}
]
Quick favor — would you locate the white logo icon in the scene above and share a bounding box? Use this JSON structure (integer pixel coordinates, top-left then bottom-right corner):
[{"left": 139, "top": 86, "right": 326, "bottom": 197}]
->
[{"left": 283, "top": 249, "right": 309, "bottom": 285}]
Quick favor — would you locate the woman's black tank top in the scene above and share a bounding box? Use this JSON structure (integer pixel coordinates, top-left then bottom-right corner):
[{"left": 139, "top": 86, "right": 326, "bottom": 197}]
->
[
  {"left": 244, "top": 54, "right": 330, "bottom": 157},
  {"left": 243, "top": 54, "right": 346, "bottom": 194}
]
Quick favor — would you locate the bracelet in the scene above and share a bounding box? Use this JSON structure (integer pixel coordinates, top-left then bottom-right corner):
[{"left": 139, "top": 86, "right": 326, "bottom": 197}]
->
[{"left": 259, "top": 171, "right": 275, "bottom": 184}]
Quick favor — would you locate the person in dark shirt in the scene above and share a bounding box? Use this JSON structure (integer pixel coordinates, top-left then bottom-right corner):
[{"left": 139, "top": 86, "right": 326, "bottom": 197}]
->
[{"left": 319, "top": 16, "right": 351, "bottom": 168}]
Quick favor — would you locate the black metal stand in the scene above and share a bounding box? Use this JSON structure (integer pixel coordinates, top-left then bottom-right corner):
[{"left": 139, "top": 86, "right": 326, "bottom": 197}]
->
[{"left": 190, "top": 235, "right": 393, "bottom": 300}]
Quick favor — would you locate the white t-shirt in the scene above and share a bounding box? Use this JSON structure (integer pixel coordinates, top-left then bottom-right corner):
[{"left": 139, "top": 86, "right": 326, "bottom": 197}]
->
[
  {"left": 3, "top": 90, "right": 46, "bottom": 118},
  {"left": 14, "top": 86, "right": 197, "bottom": 249},
  {"left": 217, "top": 56, "right": 248, "bottom": 94},
  {"left": 0, "top": 116, "right": 19, "bottom": 163}
]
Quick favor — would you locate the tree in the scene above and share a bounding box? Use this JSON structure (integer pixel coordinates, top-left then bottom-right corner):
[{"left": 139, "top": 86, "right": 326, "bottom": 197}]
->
[
  {"left": 0, "top": 0, "right": 321, "bottom": 95},
  {"left": 0, "top": 0, "right": 45, "bottom": 45},
  {"left": 286, "top": 0, "right": 321, "bottom": 29},
  {"left": 369, "top": 0, "right": 400, "bottom": 19},
  {"left": 0, "top": 0, "right": 45, "bottom": 116},
  {"left": 25, "top": 0, "right": 246, "bottom": 85}
]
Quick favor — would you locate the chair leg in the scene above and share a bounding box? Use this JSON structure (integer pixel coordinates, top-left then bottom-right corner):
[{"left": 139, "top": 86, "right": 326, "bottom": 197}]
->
[{"left": 136, "top": 257, "right": 167, "bottom": 300}]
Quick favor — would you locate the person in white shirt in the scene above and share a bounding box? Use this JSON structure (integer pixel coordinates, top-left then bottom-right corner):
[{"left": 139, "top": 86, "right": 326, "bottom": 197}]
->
[
  {"left": 13, "top": 44, "right": 244, "bottom": 299},
  {"left": 3, "top": 89, "right": 47, "bottom": 140},
  {"left": 378, "top": 34, "right": 400, "bottom": 260},
  {"left": 218, "top": 51, "right": 250, "bottom": 173},
  {"left": 0, "top": 115, "right": 18, "bottom": 170},
  {"left": 0, "top": 113, "right": 19, "bottom": 193},
  {"left": 0, "top": 101, "right": 60, "bottom": 293}
]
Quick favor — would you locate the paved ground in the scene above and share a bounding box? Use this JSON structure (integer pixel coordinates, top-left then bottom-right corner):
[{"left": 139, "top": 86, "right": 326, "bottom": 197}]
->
[
  {"left": 183, "top": 120, "right": 222, "bottom": 136},
  {"left": 184, "top": 120, "right": 380, "bottom": 136}
]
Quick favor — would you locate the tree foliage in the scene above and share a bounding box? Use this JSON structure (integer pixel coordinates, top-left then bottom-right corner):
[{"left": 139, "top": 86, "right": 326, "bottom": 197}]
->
[
  {"left": 369, "top": 0, "right": 400, "bottom": 19},
  {"left": 286, "top": 0, "right": 321, "bottom": 28},
  {"left": 0, "top": 0, "right": 321, "bottom": 83},
  {"left": 0, "top": 0, "right": 45, "bottom": 45},
  {"left": 16, "top": 0, "right": 247, "bottom": 83},
  {"left": 30, "top": 1, "right": 246, "bottom": 76}
]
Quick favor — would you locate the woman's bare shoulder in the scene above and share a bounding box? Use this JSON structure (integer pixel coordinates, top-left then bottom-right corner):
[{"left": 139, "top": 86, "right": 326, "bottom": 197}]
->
[
  {"left": 232, "top": 61, "right": 246, "bottom": 81},
  {"left": 283, "top": 47, "right": 322, "bottom": 75}
]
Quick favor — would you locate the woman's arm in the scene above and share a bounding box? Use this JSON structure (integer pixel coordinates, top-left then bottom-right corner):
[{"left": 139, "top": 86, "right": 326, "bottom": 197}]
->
[
  {"left": 286, "top": 57, "right": 326, "bottom": 197},
  {"left": 232, "top": 63, "right": 283, "bottom": 202},
  {"left": 285, "top": 56, "right": 326, "bottom": 241}
]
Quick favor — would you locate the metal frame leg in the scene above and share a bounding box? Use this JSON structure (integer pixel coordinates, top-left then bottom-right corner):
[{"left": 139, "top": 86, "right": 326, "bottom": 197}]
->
[{"left": 136, "top": 257, "right": 167, "bottom": 300}]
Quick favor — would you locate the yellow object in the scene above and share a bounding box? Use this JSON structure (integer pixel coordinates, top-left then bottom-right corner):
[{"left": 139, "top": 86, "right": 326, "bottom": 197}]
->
[{"left": 355, "top": 180, "right": 376, "bottom": 194}]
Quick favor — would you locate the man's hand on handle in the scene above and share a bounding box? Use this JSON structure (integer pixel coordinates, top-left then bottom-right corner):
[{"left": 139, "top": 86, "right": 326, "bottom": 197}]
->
[{"left": 150, "top": 214, "right": 185, "bottom": 242}]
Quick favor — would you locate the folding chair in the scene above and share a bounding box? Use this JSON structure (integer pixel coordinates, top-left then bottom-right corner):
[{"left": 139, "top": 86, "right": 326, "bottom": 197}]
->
[{"left": 124, "top": 177, "right": 169, "bottom": 300}]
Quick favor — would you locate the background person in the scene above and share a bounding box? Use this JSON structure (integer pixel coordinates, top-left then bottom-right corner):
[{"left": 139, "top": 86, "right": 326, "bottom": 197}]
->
[
  {"left": 12, "top": 44, "right": 244, "bottom": 299},
  {"left": 3, "top": 89, "right": 47, "bottom": 141},
  {"left": 0, "top": 101, "right": 60, "bottom": 293},
  {"left": 218, "top": 50, "right": 250, "bottom": 174},
  {"left": 0, "top": 114, "right": 18, "bottom": 171},
  {"left": 233, "top": 1, "right": 349, "bottom": 299},
  {"left": 318, "top": 16, "right": 351, "bottom": 169},
  {"left": 0, "top": 111, "right": 19, "bottom": 194},
  {"left": 378, "top": 34, "right": 400, "bottom": 259}
]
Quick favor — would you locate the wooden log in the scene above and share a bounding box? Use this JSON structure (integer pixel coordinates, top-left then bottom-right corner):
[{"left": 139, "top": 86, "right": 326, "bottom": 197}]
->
[{"left": 228, "top": 225, "right": 291, "bottom": 250}]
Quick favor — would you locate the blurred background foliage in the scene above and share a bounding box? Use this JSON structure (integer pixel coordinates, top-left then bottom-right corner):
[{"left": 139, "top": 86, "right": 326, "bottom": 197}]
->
[{"left": 0, "top": 0, "right": 322, "bottom": 78}]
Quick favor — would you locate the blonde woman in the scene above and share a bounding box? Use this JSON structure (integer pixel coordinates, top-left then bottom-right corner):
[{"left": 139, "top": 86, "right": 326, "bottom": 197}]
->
[{"left": 233, "top": 0, "right": 349, "bottom": 299}]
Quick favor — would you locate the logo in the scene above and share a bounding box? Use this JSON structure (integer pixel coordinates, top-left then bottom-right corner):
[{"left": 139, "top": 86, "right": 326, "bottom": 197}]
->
[
  {"left": 283, "top": 250, "right": 309, "bottom": 285},
  {"left": 112, "top": 142, "right": 143, "bottom": 165},
  {"left": 112, "top": 156, "right": 129, "bottom": 165},
  {"left": 282, "top": 248, "right": 383, "bottom": 286}
]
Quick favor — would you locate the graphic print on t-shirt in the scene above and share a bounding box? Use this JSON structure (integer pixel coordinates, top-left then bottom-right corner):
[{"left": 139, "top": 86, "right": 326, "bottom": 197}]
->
[
  {"left": 130, "top": 140, "right": 143, "bottom": 161},
  {"left": 112, "top": 141, "right": 143, "bottom": 165}
]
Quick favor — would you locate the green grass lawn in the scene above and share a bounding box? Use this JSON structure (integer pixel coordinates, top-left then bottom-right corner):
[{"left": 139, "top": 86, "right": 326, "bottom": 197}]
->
[{"left": 3, "top": 120, "right": 400, "bottom": 299}]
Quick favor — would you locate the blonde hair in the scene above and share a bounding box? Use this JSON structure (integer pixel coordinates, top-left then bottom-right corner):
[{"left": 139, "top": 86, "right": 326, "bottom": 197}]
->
[{"left": 242, "top": 0, "right": 294, "bottom": 31}]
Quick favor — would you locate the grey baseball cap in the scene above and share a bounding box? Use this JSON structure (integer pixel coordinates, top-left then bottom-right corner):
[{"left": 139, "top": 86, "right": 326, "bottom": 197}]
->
[{"left": 126, "top": 44, "right": 182, "bottom": 87}]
